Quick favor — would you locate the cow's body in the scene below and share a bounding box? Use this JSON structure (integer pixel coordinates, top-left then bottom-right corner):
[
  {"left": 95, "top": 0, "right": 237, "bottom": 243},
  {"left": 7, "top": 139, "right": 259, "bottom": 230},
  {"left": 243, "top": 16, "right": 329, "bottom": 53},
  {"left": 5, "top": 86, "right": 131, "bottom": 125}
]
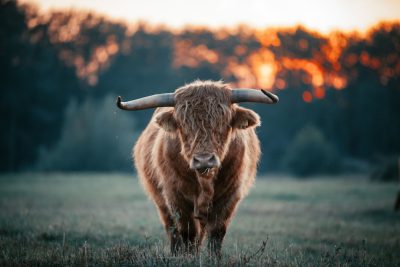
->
[{"left": 132, "top": 81, "right": 263, "bottom": 254}]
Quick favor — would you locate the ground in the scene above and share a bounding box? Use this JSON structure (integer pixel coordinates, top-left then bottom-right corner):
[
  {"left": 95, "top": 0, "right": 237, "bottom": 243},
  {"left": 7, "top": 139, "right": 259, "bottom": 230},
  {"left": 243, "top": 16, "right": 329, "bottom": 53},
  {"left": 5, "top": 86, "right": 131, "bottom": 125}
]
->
[{"left": 0, "top": 173, "right": 399, "bottom": 266}]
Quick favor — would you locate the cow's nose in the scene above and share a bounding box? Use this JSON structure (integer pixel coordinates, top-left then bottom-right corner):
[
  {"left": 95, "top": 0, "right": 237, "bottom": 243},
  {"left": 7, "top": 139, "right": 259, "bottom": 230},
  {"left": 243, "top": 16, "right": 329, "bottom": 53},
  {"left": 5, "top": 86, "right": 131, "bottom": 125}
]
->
[{"left": 192, "top": 153, "right": 219, "bottom": 170}]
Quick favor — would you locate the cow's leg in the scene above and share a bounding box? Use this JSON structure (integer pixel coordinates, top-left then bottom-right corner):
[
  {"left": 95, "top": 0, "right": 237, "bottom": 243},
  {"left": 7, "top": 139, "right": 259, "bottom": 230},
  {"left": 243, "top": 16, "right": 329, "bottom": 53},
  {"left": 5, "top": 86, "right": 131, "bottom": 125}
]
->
[
  {"left": 139, "top": 177, "right": 179, "bottom": 252},
  {"left": 157, "top": 203, "right": 181, "bottom": 253},
  {"left": 207, "top": 195, "right": 241, "bottom": 256},
  {"left": 208, "top": 224, "right": 226, "bottom": 256},
  {"left": 169, "top": 197, "right": 198, "bottom": 254},
  {"left": 195, "top": 219, "right": 207, "bottom": 251},
  {"left": 193, "top": 174, "right": 215, "bottom": 251},
  {"left": 177, "top": 211, "right": 197, "bottom": 253}
]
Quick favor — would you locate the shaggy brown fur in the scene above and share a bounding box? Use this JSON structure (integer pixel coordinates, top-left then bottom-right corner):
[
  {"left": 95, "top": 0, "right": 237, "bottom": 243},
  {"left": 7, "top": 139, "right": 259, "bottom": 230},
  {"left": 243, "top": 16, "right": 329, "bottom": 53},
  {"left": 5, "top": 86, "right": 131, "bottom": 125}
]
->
[{"left": 134, "top": 80, "right": 261, "bottom": 255}]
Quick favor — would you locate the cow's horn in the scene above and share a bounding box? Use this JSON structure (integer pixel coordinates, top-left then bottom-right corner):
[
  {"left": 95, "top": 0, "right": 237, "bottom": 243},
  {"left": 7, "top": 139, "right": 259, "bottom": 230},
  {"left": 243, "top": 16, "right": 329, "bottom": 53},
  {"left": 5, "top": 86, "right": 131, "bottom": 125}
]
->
[
  {"left": 231, "top": 89, "right": 279, "bottom": 104},
  {"left": 116, "top": 93, "right": 175, "bottom": 111}
]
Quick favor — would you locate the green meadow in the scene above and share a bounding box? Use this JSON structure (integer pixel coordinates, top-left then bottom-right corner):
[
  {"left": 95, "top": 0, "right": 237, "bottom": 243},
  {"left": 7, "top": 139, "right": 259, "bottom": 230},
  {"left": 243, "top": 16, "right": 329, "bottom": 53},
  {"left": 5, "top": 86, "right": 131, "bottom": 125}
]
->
[{"left": 0, "top": 173, "right": 399, "bottom": 266}]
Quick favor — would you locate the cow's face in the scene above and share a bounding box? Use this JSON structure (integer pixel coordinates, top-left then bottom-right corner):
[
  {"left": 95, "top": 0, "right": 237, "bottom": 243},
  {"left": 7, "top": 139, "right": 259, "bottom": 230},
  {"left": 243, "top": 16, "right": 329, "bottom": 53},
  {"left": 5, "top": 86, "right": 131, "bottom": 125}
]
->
[{"left": 155, "top": 85, "right": 260, "bottom": 178}]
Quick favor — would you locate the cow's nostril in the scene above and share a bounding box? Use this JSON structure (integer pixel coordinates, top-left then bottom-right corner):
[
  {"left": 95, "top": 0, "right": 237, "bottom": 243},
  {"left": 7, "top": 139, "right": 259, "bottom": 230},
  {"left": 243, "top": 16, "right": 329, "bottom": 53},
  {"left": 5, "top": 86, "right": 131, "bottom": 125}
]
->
[
  {"left": 192, "top": 153, "right": 219, "bottom": 170},
  {"left": 209, "top": 154, "right": 216, "bottom": 162}
]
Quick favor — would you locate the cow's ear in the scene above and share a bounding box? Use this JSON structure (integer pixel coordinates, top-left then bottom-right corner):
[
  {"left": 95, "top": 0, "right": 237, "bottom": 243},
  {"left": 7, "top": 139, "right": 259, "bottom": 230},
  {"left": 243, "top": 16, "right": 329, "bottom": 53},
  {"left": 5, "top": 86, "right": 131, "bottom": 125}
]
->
[
  {"left": 155, "top": 110, "right": 178, "bottom": 132},
  {"left": 231, "top": 107, "right": 260, "bottom": 129}
]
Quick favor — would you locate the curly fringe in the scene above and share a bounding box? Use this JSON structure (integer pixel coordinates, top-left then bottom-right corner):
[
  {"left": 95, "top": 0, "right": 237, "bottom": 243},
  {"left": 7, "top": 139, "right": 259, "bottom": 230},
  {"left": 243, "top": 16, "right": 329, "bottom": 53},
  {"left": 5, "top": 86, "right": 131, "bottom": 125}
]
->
[{"left": 174, "top": 81, "right": 232, "bottom": 152}]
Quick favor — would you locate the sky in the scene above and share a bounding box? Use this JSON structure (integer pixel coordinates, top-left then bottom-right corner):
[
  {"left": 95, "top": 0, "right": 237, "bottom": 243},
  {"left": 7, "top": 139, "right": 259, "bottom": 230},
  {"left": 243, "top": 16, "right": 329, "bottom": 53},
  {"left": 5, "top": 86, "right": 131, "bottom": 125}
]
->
[{"left": 21, "top": 0, "right": 400, "bottom": 33}]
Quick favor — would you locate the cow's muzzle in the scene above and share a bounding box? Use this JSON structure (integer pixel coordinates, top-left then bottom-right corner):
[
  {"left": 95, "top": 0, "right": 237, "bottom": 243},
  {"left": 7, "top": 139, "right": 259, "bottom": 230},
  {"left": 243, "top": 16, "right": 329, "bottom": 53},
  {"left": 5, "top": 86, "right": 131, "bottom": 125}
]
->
[{"left": 191, "top": 153, "right": 220, "bottom": 172}]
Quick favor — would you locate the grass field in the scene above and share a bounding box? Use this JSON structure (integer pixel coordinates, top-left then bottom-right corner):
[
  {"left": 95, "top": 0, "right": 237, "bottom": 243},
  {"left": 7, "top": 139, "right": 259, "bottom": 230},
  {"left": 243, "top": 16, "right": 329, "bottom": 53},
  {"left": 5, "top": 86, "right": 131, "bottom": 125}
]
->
[{"left": 0, "top": 173, "right": 399, "bottom": 266}]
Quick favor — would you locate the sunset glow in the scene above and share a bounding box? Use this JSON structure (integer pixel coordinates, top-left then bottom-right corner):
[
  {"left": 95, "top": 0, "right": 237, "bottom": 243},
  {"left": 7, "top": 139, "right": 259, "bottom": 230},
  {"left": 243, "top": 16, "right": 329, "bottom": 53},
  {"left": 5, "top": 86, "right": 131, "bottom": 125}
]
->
[
  {"left": 21, "top": 0, "right": 400, "bottom": 33},
  {"left": 18, "top": 0, "right": 400, "bottom": 103}
]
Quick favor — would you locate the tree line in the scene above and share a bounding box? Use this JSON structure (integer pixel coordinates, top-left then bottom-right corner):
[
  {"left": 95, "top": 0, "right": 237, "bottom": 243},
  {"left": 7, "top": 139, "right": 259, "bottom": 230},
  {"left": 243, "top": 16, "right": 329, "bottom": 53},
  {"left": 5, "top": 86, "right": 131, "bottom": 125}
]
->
[{"left": 1, "top": 0, "right": 399, "bottom": 175}]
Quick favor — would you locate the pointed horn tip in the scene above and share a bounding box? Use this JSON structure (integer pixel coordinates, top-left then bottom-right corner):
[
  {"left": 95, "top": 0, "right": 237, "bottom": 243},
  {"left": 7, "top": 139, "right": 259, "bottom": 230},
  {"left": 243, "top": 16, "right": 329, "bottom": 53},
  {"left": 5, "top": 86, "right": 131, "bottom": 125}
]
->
[
  {"left": 261, "top": 89, "right": 279, "bottom": 103},
  {"left": 116, "top": 96, "right": 123, "bottom": 108}
]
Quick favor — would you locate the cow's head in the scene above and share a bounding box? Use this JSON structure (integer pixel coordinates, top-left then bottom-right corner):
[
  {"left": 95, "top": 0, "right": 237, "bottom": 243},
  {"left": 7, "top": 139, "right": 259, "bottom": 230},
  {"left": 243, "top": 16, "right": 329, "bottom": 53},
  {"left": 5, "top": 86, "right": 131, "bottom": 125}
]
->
[{"left": 117, "top": 80, "right": 278, "bottom": 178}]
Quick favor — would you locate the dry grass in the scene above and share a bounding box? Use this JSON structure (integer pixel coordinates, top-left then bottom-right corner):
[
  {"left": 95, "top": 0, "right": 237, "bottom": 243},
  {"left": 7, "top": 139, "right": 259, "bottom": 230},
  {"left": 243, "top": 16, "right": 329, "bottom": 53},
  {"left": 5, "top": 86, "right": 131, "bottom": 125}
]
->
[{"left": 0, "top": 173, "right": 399, "bottom": 266}]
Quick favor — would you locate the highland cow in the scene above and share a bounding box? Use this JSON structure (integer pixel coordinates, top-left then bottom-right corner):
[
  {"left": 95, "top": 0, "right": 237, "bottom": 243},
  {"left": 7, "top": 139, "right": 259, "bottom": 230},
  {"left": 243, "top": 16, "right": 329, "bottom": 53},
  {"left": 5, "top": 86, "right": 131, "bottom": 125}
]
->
[{"left": 117, "top": 80, "right": 278, "bottom": 254}]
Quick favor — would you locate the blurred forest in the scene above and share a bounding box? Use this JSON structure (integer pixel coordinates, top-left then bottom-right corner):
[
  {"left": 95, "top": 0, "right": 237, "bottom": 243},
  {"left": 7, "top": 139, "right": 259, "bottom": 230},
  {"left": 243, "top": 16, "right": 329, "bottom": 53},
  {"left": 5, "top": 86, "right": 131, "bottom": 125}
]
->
[{"left": 1, "top": 0, "right": 399, "bottom": 176}]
